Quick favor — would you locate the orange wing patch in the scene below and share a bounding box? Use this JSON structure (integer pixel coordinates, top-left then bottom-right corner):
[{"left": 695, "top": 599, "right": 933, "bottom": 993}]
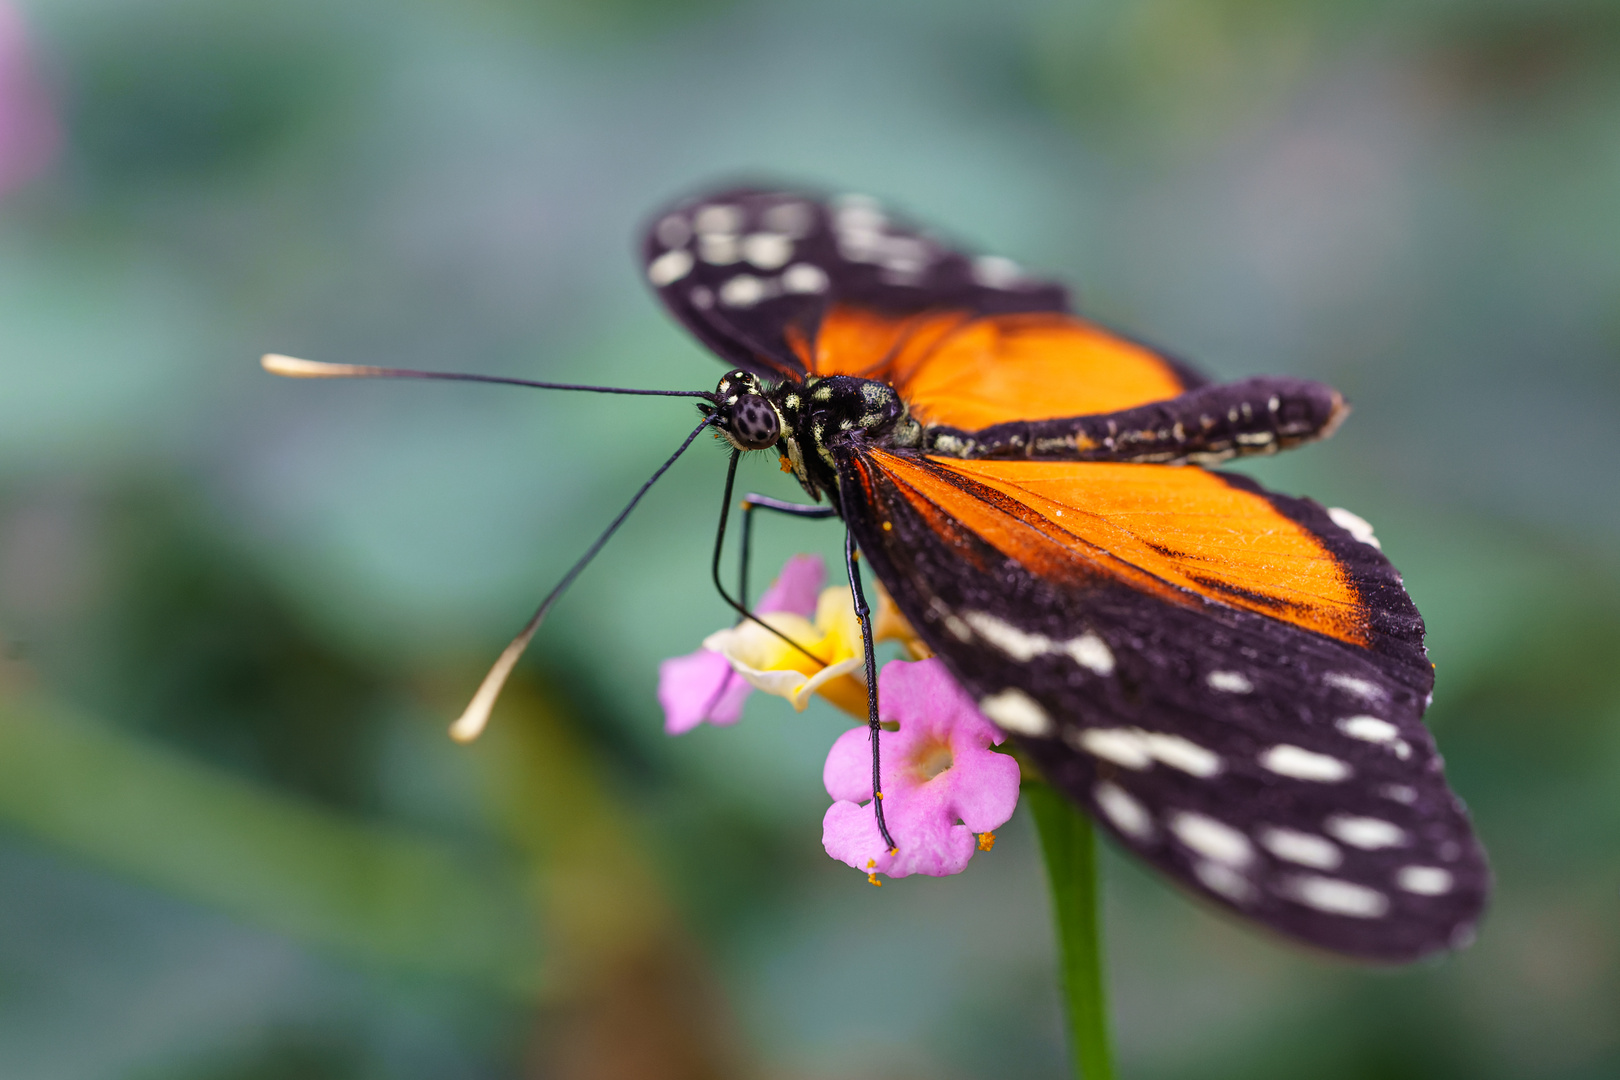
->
[
  {"left": 866, "top": 450, "right": 1368, "bottom": 647},
  {"left": 803, "top": 305, "right": 1191, "bottom": 430}
]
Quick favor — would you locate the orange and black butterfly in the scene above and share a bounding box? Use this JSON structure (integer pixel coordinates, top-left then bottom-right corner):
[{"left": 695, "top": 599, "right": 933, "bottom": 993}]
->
[
  {"left": 639, "top": 185, "right": 1488, "bottom": 962},
  {"left": 265, "top": 182, "right": 1488, "bottom": 964}
]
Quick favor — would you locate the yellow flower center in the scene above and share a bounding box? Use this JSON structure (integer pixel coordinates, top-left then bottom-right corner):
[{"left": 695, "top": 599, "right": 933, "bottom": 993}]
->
[{"left": 913, "top": 737, "right": 954, "bottom": 781}]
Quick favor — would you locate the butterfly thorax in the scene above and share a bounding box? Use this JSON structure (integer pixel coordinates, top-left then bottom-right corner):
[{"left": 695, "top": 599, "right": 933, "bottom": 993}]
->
[{"left": 707, "top": 369, "right": 921, "bottom": 504}]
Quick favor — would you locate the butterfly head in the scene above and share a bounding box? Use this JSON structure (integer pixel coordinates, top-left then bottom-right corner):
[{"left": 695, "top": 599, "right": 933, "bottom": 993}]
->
[{"left": 707, "top": 369, "right": 785, "bottom": 452}]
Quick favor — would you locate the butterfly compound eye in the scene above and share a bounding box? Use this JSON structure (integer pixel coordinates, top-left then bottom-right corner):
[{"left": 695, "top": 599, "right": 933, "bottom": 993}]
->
[{"left": 725, "top": 393, "right": 781, "bottom": 450}]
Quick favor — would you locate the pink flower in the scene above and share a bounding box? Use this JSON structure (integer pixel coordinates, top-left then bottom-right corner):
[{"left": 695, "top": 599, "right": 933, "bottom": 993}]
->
[
  {"left": 822, "top": 658, "right": 1022, "bottom": 881},
  {"left": 657, "top": 553, "right": 825, "bottom": 734},
  {"left": 0, "top": 2, "right": 59, "bottom": 200}
]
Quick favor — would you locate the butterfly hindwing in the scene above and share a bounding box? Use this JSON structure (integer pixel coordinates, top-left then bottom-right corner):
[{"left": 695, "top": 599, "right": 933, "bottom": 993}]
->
[{"left": 838, "top": 446, "right": 1488, "bottom": 961}]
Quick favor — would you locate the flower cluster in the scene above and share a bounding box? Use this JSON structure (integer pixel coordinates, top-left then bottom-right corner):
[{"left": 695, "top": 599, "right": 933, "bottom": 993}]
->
[{"left": 659, "top": 555, "right": 1022, "bottom": 882}]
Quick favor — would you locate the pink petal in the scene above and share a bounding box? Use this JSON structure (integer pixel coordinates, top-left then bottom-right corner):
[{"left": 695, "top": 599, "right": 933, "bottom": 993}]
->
[
  {"left": 754, "top": 553, "right": 825, "bottom": 617},
  {"left": 822, "top": 723, "right": 885, "bottom": 804},
  {"left": 822, "top": 796, "right": 979, "bottom": 878},
  {"left": 0, "top": 3, "right": 59, "bottom": 199},
  {"left": 658, "top": 649, "right": 749, "bottom": 735},
  {"left": 820, "top": 658, "right": 1022, "bottom": 879}
]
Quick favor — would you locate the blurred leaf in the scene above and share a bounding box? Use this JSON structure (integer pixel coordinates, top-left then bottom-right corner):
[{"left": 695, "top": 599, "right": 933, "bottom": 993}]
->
[{"left": 0, "top": 695, "right": 536, "bottom": 991}]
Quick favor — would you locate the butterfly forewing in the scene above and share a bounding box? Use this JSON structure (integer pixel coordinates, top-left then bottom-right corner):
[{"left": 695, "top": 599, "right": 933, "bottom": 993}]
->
[
  {"left": 641, "top": 186, "right": 1072, "bottom": 381},
  {"left": 838, "top": 448, "right": 1487, "bottom": 961}
]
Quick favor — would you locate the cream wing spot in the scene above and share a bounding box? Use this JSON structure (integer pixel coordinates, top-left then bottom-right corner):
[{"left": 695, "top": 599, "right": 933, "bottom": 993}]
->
[
  {"left": 1396, "top": 865, "right": 1454, "bottom": 896},
  {"left": 972, "top": 254, "right": 1023, "bottom": 288},
  {"left": 1207, "top": 670, "right": 1254, "bottom": 694},
  {"left": 1194, "top": 860, "right": 1256, "bottom": 903},
  {"left": 1072, "top": 728, "right": 1151, "bottom": 770},
  {"left": 1094, "top": 782, "right": 1153, "bottom": 841},
  {"left": 655, "top": 214, "right": 691, "bottom": 247},
  {"left": 1064, "top": 632, "right": 1115, "bottom": 675},
  {"left": 1328, "top": 507, "right": 1382, "bottom": 550},
  {"left": 1287, "top": 876, "right": 1389, "bottom": 918},
  {"left": 963, "top": 611, "right": 1053, "bottom": 661},
  {"left": 1170, "top": 812, "right": 1253, "bottom": 866},
  {"left": 1260, "top": 744, "right": 1352, "bottom": 782},
  {"left": 693, "top": 203, "right": 742, "bottom": 235},
  {"left": 1326, "top": 815, "right": 1407, "bottom": 850},
  {"left": 979, "top": 689, "right": 1052, "bottom": 737},
  {"left": 1339, "top": 715, "right": 1399, "bottom": 743},
  {"left": 742, "top": 232, "right": 794, "bottom": 270},
  {"left": 699, "top": 233, "right": 741, "bottom": 265},
  {"left": 782, "top": 263, "right": 830, "bottom": 294},
  {"left": 1324, "top": 671, "right": 1385, "bottom": 702},
  {"left": 761, "top": 200, "right": 813, "bottom": 237},
  {"left": 1258, "top": 827, "right": 1343, "bottom": 870},
  {"left": 719, "top": 274, "right": 767, "bottom": 308},
  {"left": 646, "top": 248, "right": 694, "bottom": 286},
  {"left": 1142, "top": 733, "right": 1221, "bottom": 777}
]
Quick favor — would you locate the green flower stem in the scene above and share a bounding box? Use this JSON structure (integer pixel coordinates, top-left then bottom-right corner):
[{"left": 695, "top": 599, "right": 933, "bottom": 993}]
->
[{"left": 1027, "top": 782, "right": 1117, "bottom": 1080}]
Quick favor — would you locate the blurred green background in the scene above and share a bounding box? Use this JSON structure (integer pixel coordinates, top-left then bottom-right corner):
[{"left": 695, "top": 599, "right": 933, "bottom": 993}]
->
[{"left": 1, "top": 0, "right": 1617, "bottom": 1077}]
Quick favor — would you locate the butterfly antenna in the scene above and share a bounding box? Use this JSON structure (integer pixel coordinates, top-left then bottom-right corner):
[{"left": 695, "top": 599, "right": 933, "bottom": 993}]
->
[
  {"left": 449, "top": 414, "right": 717, "bottom": 743},
  {"left": 262, "top": 354, "right": 716, "bottom": 400}
]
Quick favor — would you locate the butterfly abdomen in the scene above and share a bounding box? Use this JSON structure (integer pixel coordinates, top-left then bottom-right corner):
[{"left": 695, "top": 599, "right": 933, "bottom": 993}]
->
[{"left": 924, "top": 377, "right": 1347, "bottom": 465}]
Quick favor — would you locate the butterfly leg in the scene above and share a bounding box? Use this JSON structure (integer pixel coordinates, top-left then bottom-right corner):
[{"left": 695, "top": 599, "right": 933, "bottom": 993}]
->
[
  {"left": 710, "top": 451, "right": 825, "bottom": 666},
  {"left": 844, "top": 528, "right": 897, "bottom": 853},
  {"left": 738, "top": 493, "right": 836, "bottom": 607}
]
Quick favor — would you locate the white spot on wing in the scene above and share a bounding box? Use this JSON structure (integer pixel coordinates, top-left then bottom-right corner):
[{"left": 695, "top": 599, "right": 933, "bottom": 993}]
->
[
  {"left": 972, "top": 254, "right": 1023, "bottom": 288},
  {"left": 1325, "top": 815, "right": 1407, "bottom": 850},
  {"left": 1328, "top": 507, "right": 1382, "bottom": 550},
  {"left": 1142, "top": 733, "right": 1221, "bottom": 777},
  {"left": 1287, "top": 875, "right": 1389, "bottom": 918},
  {"left": 1396, "top": 865, "right": 1453, "bottom": 896},
  {"left": 646, "top": 248, "right": 694, "bottom": 286},
  {"left": 1094, "top": 782, "right": 1153, "bottom": 840},
  {"left": 655, "top": 214, "right": 691, "bottom": 248},
  {"left": 964, "top": 611, "right": 1052, "bottom": 661},
  {"left": 1170, "top": 812, "right": 1253, "bottom": 866},
  {"left": 761, "top": 200, "right": 813, "bottom": 237},
  {"left": 1194, "top": 860, "right": 1256, "bottom": 902},
  {"left": 1340, "top": 715, "right": 1411, "bottom": 759},
  {"left": 782, "top": 263, "right": 830, "bottom": 294},
  {"left": 1324, "top": 671, "right": 1385, "bottom": 702},
  {"left": 1207, "top": 670, "right": 1254, "bottom": 694},
  {"left": 719, "top": 274, "right": 767, "bottom": 308},
  {"left": 1260, "top": 744, "right": 1352, "bottom": 782},
  {"left": 743, "top": 232, "right": 794, "bottom": 270},
  {"left": 962, "top": 612, "right": 1115, "bottom": 678},
  {"left": 1339, "top": 715, "right": 1399, "bottom": 743},
  {"left": 1065, "top": 632, "right": 1114, "bottom": 675},
  {"left": 694, "top": 204, "right": 743, "bottom": 236},
  {"left": 1259, "top": 827, "right": 1342, "bottom": 869},
  {"left": 979, "top": 688, "right": 1052, "bottom": 736},
  {"left": 1070, "top": 727, "right": 1219, "bottom": 775},
  {"left": 1380, "top": 784, "right": 1417, "bottom": 804},
  {"left": 1073, "top": 728, "right": 1151, "bottom": 770},
  {"left": 689, "top": 285, "right": 713, "bottom": 309},
  {"left": 699, "top": 233, "right": 741, "bottom": 265}
]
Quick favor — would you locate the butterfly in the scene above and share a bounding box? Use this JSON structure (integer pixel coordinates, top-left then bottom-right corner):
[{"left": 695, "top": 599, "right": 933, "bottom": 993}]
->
[{"left": 638, "top": 184, "right": 1489, "bottom": 963}]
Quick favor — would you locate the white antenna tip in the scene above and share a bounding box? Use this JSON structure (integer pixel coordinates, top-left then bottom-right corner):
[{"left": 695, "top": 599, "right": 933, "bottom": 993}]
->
[
  {"left": 448, "top": 706, "right": 490, "bottom": 744},
  {"left": 447, "top": 624, "right": 540, "bottom": 744},
  {"left": 261, "top": 353, "right": 380, "bottom": 379}
]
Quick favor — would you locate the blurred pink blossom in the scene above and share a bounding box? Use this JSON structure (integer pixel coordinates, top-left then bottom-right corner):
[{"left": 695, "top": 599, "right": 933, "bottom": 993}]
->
[
  {"left": 822, "top": 658, "right": 1021, "bottom": 882},
  {"left": 0, "top": 0, "right": 58, "bottom": 199}
]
